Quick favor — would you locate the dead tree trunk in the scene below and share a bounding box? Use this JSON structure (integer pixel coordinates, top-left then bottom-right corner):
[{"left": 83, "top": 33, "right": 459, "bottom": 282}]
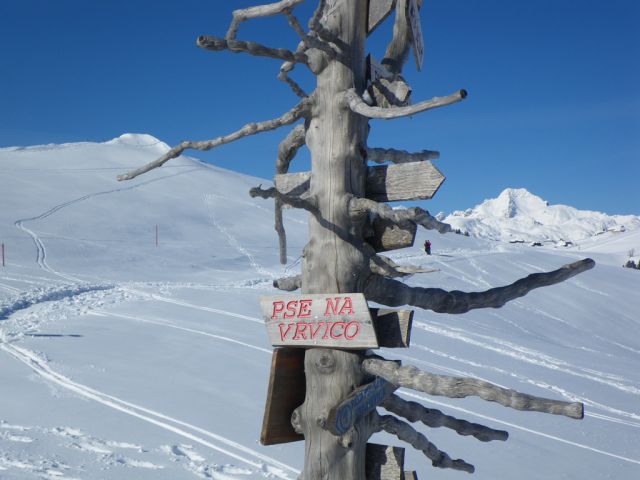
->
[{"left": 296, "top": 2, "right": 372, "bottom": 478}]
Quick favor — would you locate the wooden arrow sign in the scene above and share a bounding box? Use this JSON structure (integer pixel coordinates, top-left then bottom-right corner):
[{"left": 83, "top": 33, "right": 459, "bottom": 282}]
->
[
  {"left": 366, "top": 161, "right": 444, "bottom": 202},
  {"left": 368, "top": 0, "right": 397, "bottom": 34},
  {"left": 327, "top": 377, "right": 397, "bottom": 436},
  {"left": 367, "top": 216, "right": 417, "bottom": 252},
  {"left": 366, "top": 444, "right": 406, "bottom": 480},
  {"left": 275, "top": 161, "right": 444, "bottom": 204},
  {"left": 260, "top": 293, "right": 379, "bottom": 349},
  {"left": 406, "top": 0, "right": 424, "bottom": 71}
]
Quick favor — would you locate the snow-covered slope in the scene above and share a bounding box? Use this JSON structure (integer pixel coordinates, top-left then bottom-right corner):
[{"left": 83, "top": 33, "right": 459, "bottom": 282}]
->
[
  {"left": 1, "top": 137, "right": 639, "bottom": 479},
  {"left": 444, "top": 188, "right": 640, "bottom": 244}
]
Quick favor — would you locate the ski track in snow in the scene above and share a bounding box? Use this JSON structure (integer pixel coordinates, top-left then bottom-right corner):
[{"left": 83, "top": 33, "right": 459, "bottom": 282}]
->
[
  {"left": 13, "top": 169, "right": 201, "bottom": 284},
  {"left": 400, "top": 344, "right": 640, "bottom": 428},
  {"left": 204, "top": 194, "right": 278, "bottom": 281},
  {"left": 0, "top": 342, "right": 299, "bottom": 479},
  {"left": 412, "top": 320, "right": 640, "bottom": 418},
  {"left": 400, "top": 391, "right": 640, "bottom": 466},
  {"left": 89, "top": 309, "right": 271, "bottom": 354}
]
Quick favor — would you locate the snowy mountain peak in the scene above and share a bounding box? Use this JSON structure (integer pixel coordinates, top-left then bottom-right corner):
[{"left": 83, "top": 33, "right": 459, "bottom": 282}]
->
[
  {"left": 446, "top": 188, "right": 640, "bottom": 243},
  {"left": 493, "top": 188, "right": 548, "bottom": 218},
  {"left": 106, "top": 133, "right": 171, "bottom": 153}
]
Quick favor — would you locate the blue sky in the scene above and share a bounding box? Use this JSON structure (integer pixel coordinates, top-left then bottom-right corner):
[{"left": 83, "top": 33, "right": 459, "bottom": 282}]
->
[{"left": 1, "top": 0, "right": 639, "bottom": 215}]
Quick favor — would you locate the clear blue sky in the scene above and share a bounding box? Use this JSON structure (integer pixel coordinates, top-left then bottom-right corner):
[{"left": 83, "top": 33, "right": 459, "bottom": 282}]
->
[{"left": 1, "top": 0, "right": 639, "bottom": 215}]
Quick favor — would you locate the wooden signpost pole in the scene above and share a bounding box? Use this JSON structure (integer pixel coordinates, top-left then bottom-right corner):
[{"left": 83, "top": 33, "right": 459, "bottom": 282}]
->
[{"left": 118, "top": 1, "right": 594, "bottom": 478}]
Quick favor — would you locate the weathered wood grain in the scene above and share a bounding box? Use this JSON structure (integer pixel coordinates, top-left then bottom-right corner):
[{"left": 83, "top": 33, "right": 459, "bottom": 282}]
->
[
  {"left": 344, "top": 88, "right": 467, "bottom": 120},
  {"left": 260, "top": 293, "right": 378, "bottom": 349},
  {"left": 274, "top": 161, "right": 445, "bottom": 204},
  {"left": 118, "top": 99, "right": 310, "bottom": 181},
  {"left": 327, "top": 377, "right": 397, "bottom": 436},
  {"left": 382, "top": 393, "right": 508, "bottom": 442},
  {"left": 365, "top": 443, "right": 405, "bottom": 480},
  {"left": 260, "top": 348, "right": 305, "bottom": 445},
  {"left": 368, "top": 216, "right": 417, "bottom": 252},
  {"left": 366, "top": 147, "right": 439, "bottom": 164},
  {"left": 373, "top": 412, "right": 474, "bottom": 473},
  {"left": 364, "top": 358, "right": 584, "bottom": 419},
  {"left": 368, "top": 0, "right": 397, "bottom": 34},
  {"left": 365, "top": 258, "right": 596, "bottom": 314},
  {"left": 406, "top": 0, "right": 424, "bottom": 70},
  {"left": 370, "top": 308, "right": 413, "bottom": 348},
  {"left": 366, "top": 161, "right": 444, "bottom": 202}
]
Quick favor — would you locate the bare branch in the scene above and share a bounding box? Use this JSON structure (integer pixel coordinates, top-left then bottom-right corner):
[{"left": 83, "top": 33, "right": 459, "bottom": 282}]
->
[
  {"left": 197, "top": 35, "right": 309, "bottom": 64},
  {"left": 273, "top": 275, "right": 301, "bottom": 291},
  {"left": 344, "top": 88, "right": 467, "bottom": 120},
  {"left": 382, "top": 0, "right": 412, "bottom": 75},
  {"left": 277, "top": 124, "right": 306, "bottom": 174},
  {"left": 372, "top": 412, "right": 475, "bottom": 473},
  {"left": 226, "top": 0, "right": 305, "bottom": 39},
  {"left": 366, "top": 147, "right": 439, "bottom": 164},
  {"left": 249, "top": 185, "right": 319, "bottom": 215},
  {"left": 278, "top": 43, "right": 309, "bottom": 98},
  {"left": 307, "top": 0, "right": 346, "bottom": 48},
  {"left": 363, "top": 358, "right": 585, "bottom": 419},
  {"left": 371, "top": 254, "right": 439, "bottom": 278},
  {"left": 381, "top": 393, "right": 509, "bottom": 442},
  {"left": 117, "top": 100, "right": 310, "bottom": 181},
  {"left": 350, "top": 198, "right": 452, "bottom": 234},
  {"left": 284, "top": 11, "right": 337, "bottom": 57},
  {"left": 274, "top": 124, "right": 306, "bottom": 263},
  {"left": 365, "top": 257, "right": 595, "bottom": 314}
]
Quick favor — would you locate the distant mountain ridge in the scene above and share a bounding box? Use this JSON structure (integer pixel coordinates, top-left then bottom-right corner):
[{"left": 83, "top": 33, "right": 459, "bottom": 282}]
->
[{"left": 443, "top": 188, "right": 640, "bottom": 244}]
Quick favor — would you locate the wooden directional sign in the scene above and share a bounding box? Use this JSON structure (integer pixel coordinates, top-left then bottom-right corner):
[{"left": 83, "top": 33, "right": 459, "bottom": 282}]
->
[
  {"left": 367, "top": 54, "right": 394, "bottom": 84},
  {"left": 260, "top": 293, "right": 379, "bottom": 349},
  {"left": 327, "top": 376, "right": 397, "bottom": 435},
  {"left": 260, "top": 348, "right": 305, "bottom": 445},
  {"left": 371, "top": 309, "right": 414, "bottom": 348},
  {"left": 406, "top": 0, "right": 424, "bottom": 71},
  {"left": 365, "top": 161, "right": 444, "bottom": 202},
  {"left": 366, "top": 443, "right": 406, "bottom": 480},
  {"left": 368, "top": 216, "right": 417, "bottom": 252},
  {"left": 275, "top": 161, "right": 444, "bottom": 204},
  {"left": 368, "top": 0, "right": 397, "bottom": 34}
]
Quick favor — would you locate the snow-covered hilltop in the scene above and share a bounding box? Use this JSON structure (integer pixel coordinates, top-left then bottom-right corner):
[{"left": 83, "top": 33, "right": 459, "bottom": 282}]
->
[{"left": 444, "top": 188, "right": 640, "bottom": 244}]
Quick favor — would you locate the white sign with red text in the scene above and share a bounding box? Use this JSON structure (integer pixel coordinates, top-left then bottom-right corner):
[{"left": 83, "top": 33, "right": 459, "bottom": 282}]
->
[{"left": 260, "top": 293, "right": 379, "bottom": 349}]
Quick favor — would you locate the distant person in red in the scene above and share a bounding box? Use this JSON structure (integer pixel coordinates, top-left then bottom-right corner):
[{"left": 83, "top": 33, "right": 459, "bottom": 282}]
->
[{"left": 424, "top": 239, "right": 432, "bottom": 255}]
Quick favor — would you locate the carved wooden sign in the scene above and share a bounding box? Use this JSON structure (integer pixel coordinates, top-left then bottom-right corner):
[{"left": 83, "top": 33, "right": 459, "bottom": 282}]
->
[
  {"left": 327, "top": 377, "right": 397, "bottom": 435},
  {"left": 260, "top": 348, "right": 305, "bottom": 445},
  {"left": 367, "top": 54, "right": 393, "bottom": 84},
  {"left": 406, "top": 0, "right": 424, "bottom": 70},
  {"left": 275, "top": 161, "right": 444, "bottom": 204},
  {"left": 367, "top": 0, "right": 397, "bottom": 34},
  {"left": 366, "top": 161, "right": 444, "bottom": 202},
  {"left": 260, "top": 293, "right": 379, "bottom": 349}
]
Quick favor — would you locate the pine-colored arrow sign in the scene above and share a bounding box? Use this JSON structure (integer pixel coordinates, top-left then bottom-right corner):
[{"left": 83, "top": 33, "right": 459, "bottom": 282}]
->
[
  {"left": 275, "top": 161, "right": 444, "bottom": 204},
  {"left": 260, "top": 293, "right": 379, "bottom": 349}
]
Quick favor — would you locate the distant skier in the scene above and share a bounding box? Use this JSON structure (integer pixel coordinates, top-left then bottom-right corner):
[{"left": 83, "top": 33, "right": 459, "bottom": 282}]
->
[{"left": 424, "top": 239, "right": 432, "bottom": 255}]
